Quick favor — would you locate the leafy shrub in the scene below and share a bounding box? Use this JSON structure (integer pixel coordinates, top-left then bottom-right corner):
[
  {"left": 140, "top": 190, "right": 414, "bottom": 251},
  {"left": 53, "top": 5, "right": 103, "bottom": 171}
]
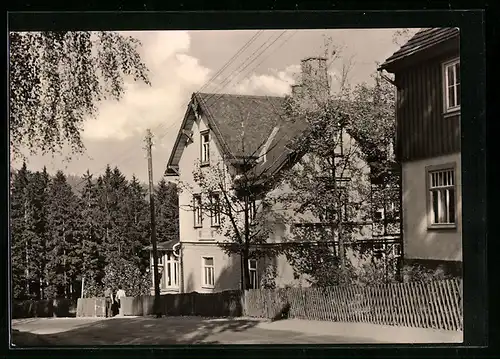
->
[
  {"left": 82, "top": 277, "right": 104, "bottom": 298},
  {"left": 355, "top": 258, "right": 398, "bottom": 285},
  {"left": 402, "top": 263, "right": 456, "bottom": 282},
  {"left": 260, "top": 264, "right": 278, "bottom": 289},
  {"left": 101, "top": 257, "right": 151, "bottom": 297}
]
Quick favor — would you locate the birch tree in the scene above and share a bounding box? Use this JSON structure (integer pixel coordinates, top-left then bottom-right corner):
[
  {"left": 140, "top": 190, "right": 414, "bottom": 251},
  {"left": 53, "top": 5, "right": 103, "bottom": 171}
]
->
[{"left": 9, "top": 31, "right": 150, "bottom": 159}]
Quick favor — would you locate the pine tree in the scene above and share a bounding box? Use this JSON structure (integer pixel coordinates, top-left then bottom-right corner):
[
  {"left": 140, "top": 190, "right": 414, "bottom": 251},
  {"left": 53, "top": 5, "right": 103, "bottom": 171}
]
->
[
  {"left": 110, "top": 167, "right": 131, "bottom": 259},
  {"left": 127, "top": 175, "right": 150, "bottom": 272},
  {"left": 10, "top": 163, "right": 31, "bottom": 299},
  {"left": 25, "top": 168, "right": 51, "bottom": 299},
  {"left": 97, "top": 166, "right": 139, "bottom": 270},
  {"left": 155, "top": 179, "right": 179, "bottom": 244},
  {"left": 97, "top": 166, "right": 114, "bottom": 265},
  {"left": 46, "top": 170, "right": 81, "bottom": 298},
  {"left": 78, "top": 170, "right": 105, "bottom": 297}
]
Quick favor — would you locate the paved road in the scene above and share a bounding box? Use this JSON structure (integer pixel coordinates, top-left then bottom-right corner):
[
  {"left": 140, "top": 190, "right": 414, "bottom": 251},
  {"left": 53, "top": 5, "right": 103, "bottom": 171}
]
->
[{"left": 12, "top": 317, "right": 381, "bottom": 346}]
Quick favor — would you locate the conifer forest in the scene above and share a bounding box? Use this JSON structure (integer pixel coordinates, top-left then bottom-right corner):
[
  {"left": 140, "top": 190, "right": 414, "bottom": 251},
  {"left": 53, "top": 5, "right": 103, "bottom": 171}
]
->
[{"left": 10, "top": 163, "right": 179, "bottom": 300}]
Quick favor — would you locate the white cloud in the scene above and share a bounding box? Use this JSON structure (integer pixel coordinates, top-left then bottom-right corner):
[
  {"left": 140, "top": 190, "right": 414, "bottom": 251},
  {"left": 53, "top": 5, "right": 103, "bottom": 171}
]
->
[
  {"left": 82, "top": 31, "right": 211, "bottom": 142},
  {"left": 224, "top": 64, "right": 301, "bottom": 96},
  {"left": 223, "top": 63, "right": 341, "bottom": 97}
]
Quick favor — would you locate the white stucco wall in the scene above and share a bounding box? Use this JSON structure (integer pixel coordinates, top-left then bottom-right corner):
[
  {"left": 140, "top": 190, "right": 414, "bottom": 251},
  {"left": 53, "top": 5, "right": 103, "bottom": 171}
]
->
[
  {"left": 173, "top": 111, "right": 383, "bottom": 292},
  {"left": 402, "top": 153, "right": 462, "bottom": 261}
]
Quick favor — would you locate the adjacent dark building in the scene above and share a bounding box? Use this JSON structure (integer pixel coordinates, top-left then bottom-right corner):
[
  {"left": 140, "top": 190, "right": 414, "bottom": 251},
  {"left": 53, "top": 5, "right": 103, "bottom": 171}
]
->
[{"left": 379, "top": 28, "right": 462, "bottom": 276}]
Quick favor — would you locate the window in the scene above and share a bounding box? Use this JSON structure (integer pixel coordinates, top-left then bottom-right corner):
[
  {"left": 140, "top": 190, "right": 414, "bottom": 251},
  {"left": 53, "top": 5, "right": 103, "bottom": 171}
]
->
[
  {"left": 193, "top": 194, "right": 202, "bottom": 227},
  {"left": 248, "top": 259, "right": 258, "bottom": 289},
  {"left": 202, "top": 257, "right": 215, "bottom": 288},
  {"left": 157, "top": 252, "right": 163, "bottom": 265},
  {"left": 210, "top": 193, "right": 221, "bottom": 227},
  {"left": 443, "top": 59, "right": 460, "bottom": 112},
  {"left": 428, "top": 167, "right": 456, "bottom": 227},
  {"left": 200, "top": 130, "right": 210, "bottom": 165},
  {"left": 165, "top": 253, "right": 179, "bottom": 288}
]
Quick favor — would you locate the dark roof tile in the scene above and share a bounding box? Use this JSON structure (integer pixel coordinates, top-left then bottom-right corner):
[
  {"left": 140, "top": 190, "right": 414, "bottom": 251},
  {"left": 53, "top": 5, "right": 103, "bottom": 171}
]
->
[
  {"left": 195, "top": 93, "right": 288, "bottom": 158},
  {"left": 379, "top": 27, "right": 459, "bottom": 70}
]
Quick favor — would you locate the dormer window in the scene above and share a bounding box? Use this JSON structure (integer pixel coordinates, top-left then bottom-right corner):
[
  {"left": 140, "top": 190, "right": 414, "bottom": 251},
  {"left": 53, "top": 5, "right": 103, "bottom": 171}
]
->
[
  {"left": 258, "top": 126, "right": 279, "bottom": 163},
  {"left": 200, "top": 130, "right": 210, "bottom": 165},
  {"left": 443, "top": 58, "right": 460, "bottom": 113}
]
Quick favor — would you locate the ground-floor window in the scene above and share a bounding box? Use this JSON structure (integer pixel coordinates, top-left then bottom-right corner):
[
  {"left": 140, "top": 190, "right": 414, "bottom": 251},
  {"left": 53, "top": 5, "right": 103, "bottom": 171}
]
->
[
  {"left": 202, "top": 256, "right": 215, "bottom": 288},
  {"left": 427, "top": 166, "right": 456, "bottom": 227},
  {"left": 164, "top": 253, "right": 180, "bottom": 288},
  {"left": 151, "top": 251, "right": 180, "bottom": 290}
]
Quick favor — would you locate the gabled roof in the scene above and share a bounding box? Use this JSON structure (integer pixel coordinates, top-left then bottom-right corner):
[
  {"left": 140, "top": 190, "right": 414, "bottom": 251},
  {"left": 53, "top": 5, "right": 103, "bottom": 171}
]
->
[
  {"left": 165, "top": 92, "right": 296, "bottom": 176},
  {"left": 379, "top": 27, "right": 459, "bottom": 71},
  {"left": 164, "top": 92, "right": 393, "bottom": 185},
  {"left": 198, "top": 93, "right": 287, "bottom": 157}
]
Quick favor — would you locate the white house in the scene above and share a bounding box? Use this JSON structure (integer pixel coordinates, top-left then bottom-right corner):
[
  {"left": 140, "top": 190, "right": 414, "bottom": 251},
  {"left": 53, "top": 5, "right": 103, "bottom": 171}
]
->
[{"left": 158, "top": 57, "right": 400, "bottom": 293}]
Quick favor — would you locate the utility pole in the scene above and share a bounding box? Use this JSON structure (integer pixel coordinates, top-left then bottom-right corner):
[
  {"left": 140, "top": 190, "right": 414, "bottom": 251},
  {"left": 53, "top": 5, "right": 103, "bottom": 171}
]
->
[{"left": 145, "top": 129, "right": 161, "bottom": 318}]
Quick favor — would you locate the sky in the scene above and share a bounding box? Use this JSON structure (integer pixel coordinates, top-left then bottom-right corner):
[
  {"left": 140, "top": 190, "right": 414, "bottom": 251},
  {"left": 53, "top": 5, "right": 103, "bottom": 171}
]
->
[{"left": 12, "top": 28, "right": 417, "bottom": 184}]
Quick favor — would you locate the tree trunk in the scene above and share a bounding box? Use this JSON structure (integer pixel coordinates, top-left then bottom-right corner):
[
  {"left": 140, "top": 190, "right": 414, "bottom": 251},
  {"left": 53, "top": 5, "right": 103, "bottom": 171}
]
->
[
  {"left": 242, "top": 195, "right": 251, "bottom": 290},
  {"left": 63, "top": 220, "right": 67, "bottom": 298},
  {"left": 24, "top": 200, "right": 30, "bottom": 297},
  {"left": 331, "top": 155, "right": 346, "bottom": 283},
  {"left": 242, "top": 248, "right": 251, "bottom": 290}
]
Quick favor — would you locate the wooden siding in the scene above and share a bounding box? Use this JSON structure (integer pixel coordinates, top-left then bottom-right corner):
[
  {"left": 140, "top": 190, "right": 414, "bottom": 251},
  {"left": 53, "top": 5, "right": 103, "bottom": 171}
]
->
[{"left": 395, "top": 52, "right": 460, "bottom": 162}]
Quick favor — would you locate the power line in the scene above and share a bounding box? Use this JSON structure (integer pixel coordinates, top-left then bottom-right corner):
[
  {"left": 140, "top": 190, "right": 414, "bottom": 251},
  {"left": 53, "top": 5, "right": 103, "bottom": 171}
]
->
[
  {"left": 197, "top": 30, "right": 264, "bottom": 94},
  {"left": 71, "top": 30, "right": 267, "bottom": 187},
  {"left": 189, "top": 31, "right": 292, "bottom": 162},
  {"left": 202, "top": 31, "right": 289, "bottom": 107},
  {"left": 133, "top": 30, "right": 290, "bottom": 158},
  {"left": 149, "top": 30, "right": 265, "bottom": 143},
  {"left": 155, "top": 31, "right": 291, "bottom": 159},
  {"left": 203, "top": 30, "right": 299, "bottom": 166}
]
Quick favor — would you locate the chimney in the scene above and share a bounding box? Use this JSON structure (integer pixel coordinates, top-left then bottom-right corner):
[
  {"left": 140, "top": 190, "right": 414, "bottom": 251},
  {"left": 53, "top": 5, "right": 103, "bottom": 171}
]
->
[
  {"left": 301, "top": 57, "right": 329, "bottom": 97},
  {"left": 291, "top": 57, "right": 330, "bottom": 109}
]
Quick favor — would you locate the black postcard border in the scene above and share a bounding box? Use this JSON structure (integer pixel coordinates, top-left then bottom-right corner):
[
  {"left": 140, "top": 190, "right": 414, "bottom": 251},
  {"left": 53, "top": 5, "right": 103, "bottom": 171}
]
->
[{"left": 2, "top": 6, "right": 492, "bottom": 359}]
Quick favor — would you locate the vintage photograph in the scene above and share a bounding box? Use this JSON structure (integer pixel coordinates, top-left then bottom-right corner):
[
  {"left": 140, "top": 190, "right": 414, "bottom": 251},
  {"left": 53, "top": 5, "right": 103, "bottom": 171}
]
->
[{"left": 9, "top": 27, "right": 463, "bottom": 345}]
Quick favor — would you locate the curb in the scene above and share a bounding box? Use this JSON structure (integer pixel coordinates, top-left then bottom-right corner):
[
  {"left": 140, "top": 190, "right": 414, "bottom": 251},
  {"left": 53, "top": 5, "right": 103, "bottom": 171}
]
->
[{"left": 254, "top": 319, "right": 463, "bottom": 343}]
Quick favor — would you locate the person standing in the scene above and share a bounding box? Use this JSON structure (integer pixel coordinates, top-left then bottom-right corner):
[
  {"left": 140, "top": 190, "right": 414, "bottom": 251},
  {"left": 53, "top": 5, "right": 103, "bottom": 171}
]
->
[
  {"left": 115, "top": 285, "right": 126, "bottom": 316},
  {"left": 104, "top": 287, "right": 114, "bottom": 318}
]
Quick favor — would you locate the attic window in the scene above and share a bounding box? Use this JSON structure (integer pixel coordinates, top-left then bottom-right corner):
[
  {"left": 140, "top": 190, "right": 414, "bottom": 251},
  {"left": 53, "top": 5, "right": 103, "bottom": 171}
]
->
[
  {"left": 200, "top": 130, "right": 210, "bottom": 165},
  {"left": 259, "top": 126, "right": 280, "bottom": 163}
]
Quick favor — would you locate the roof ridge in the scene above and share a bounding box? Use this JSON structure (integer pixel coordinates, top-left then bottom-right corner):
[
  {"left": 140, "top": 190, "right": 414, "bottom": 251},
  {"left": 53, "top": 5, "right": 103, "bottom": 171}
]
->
[
  {"left": 379, "top": 27, "right": 459, "bottom": 70},
  {"left": 196, "top": 92, "right": 285, "bottom": 99}
]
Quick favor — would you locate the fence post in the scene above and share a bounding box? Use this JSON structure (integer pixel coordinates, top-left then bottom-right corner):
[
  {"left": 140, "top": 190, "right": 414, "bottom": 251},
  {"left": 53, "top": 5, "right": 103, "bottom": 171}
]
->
[
  {"left": 459, "top": 278, "right": 463, "bottom": 314},
  {"left": 241, "top": 290, "right": 246, "bottom": 317}
]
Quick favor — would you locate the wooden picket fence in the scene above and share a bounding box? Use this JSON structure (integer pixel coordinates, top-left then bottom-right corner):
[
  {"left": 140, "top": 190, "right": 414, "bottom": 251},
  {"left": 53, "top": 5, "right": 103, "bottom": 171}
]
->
[{"left": 243, "top": 279, "right": 463, "bottom": 331}]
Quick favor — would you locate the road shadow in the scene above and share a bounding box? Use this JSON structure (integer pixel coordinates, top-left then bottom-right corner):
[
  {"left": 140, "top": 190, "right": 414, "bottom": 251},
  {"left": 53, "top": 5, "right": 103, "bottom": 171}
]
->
[{"left": 12, "top": 316, "right": 263, "bottom": 347}]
